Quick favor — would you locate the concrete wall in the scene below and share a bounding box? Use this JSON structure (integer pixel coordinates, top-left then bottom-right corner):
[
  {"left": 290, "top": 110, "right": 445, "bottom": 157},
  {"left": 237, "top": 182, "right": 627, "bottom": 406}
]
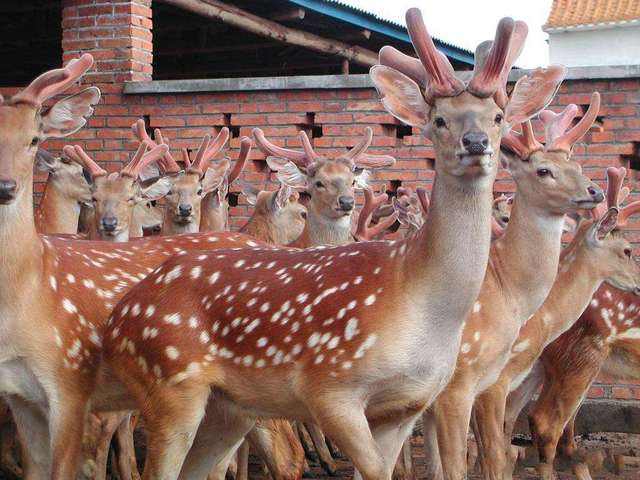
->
[{"left": 549, "top": 25, "right": 640, "bottom": 67}]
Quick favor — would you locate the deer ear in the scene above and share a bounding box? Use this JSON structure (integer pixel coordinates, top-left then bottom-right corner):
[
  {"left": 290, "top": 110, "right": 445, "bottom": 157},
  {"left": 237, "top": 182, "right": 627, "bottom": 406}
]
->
[
  {"left": 141, "top": 176, "right": 172, "bottom": 202},
  {"left": 202, "top": 158, "right": 231, "bottom": 194},
  {"left": 273, "top": 160, "right": 308, "bottom": 190},
  {"left": 353, "top": 168, "right": 371, "bottom": 189},
  {"left": 505, "top": 66, "right": 566, "bottom": 125},
  {"left": 40, "top": 87, "right": 101, "bottom": 139},
  {"left": 370, "top": 65, "right": 429, "bottom": 130},
  {"left": 274, "top": 184, "right": 292, "bottom": 210},
  {"left": 35, "top": 148, "right": 59, "bottom": 172},
  {"left": 239, "top": 181, "right": 260, "bottom": 206},
  {"left": 588, "top": 207, "right": 619, "bottom": 244}
]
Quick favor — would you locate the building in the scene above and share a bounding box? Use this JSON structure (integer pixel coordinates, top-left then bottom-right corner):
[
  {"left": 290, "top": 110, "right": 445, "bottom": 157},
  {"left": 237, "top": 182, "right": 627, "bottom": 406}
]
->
[{"left": 544, "top": 0, "right": 640, "bottom": 67}]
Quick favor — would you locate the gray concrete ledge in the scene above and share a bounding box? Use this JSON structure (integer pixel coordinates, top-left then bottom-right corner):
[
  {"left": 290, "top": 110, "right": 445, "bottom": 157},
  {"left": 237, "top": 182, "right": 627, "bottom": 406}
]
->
[{"left": 124, "top": 65, "right": 640, "bottom": 95}]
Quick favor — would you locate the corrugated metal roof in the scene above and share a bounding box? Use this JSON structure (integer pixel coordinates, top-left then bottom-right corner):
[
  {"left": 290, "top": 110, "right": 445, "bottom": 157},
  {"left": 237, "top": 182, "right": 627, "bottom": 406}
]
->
[{"left": 287, "top": 0, "right": 474, "bottom": 65}]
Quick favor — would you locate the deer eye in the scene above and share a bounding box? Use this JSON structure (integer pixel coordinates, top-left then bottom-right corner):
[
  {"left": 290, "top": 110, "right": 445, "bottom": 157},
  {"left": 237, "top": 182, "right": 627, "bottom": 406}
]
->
[
  {"left": 30, "top": 137, "right": 39, "bottom": 147},
  {"left": 434, "top": 117, "right": 447, "bottom": 128},
  {"left": 315, "top": 181, "right": 325, "bottom": 189},
  {"left": 624, "top": 248, "right": 632, "bottom": 258},
  {"left": 197, "top": 188, "right": 203, "bottom": 195},
  {"left": 494, "top": 113, "right": 503, "bottom": 124},
  {"left": 537, "top": 168, "right": 551, "bottom": 178}
]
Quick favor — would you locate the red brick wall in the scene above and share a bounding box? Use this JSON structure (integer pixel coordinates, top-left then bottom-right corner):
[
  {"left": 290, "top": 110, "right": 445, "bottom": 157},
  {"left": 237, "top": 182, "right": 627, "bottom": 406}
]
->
[{"left": 1, "top": 0, "right": 639, "bottom": 403}]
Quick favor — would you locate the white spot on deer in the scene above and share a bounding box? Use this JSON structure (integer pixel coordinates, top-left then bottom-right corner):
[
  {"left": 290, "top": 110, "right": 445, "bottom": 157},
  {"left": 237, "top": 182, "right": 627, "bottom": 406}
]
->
[
  {"left": 208, "top": 272, "right": 220, "bottom": 285},
  {"left": 345, "top": 318, "right": 359, "bottom": 341},
  {"left": 66, "top": 274, "right": 76, "bottom": 284},
  {"left": 473, "top": 301, "right": 481, "bottom": 314},
  {"left": 256, "top": 359, "right": 266, "bottom": 368},
  {"left": 605, "top": 290, "right": 613, "bottom": 300},
  {"left": 131, "top": 304, "right": 141, "bottom": 317},
  {"left": 364, "top": 294, "right": 376, "bottom": 306},
  {"left": 374, "top": 266, "right": 382, "bottom": 275},
  {"left": 153, "top": 365, "right": 162, "bottom": 378},
  {"left": 145, "top": 305, "right": 156, "bottom": 318},
  {"left": 49, "top": 276, "right": 58, "bottom": 291},
  {"left": 473, "top": 331, "right": 481, "bottom": 342},
  {"left": 512, "top": 340, "right": 530, "bottom": 353},
  {"left": 53, "top": 328, "right": 63, "bottom": 348},
  {"left": 296, "top": 293, "right": 309, "bottom": 303},
  {"left": 239, "top": 281, "right": 248, "bottom": 291},
  {"left": 266, "top": 345, "right": 277, "bottom": 357},
  {"left": 242, "top": 355, "right": 254, "bottom": 367},
  {"left": 353, "top": 276, "right": 363, "bottom": 285},
  {"left": 259, "top": 302, "right": 270, "bottom": 313},
  {"left": 308, "top": 332, "right": 321, "bottom": 348},
  {"left": 461, "top": 343, "right": 471, "bottom": 354},
  {"left": 354, "top": 334, "right": 378, "bottom": 359},
  {"left": 190, "top": 266, "right": 202, "bottom": 279},
  {"left": 328, "top": 336, "right": 340, "bottom": 349},
  {"left": 142, "top": 326, "right": 159, "bottom": 340},
  {"left": 341, "top": 361, "right": 353, "bottom": 369},
  {"left": 245, "top": 319, "right": 261, "bottom": 333},
  {"left": 165, "top": 346, "right": 180, "bottom": 360},
  {"left": 164, "top": 313, "right": 181, "bottom": 325},
  {"left": 618, "top": 328, "right": 640, "bottom": 340},
  {"left": 89, "top": 331, "right": 102, "bottom": 347},
  {"left": 62, "top": 298, "right": 77, "bottom": 314},
  {"left": 67, "top": 339, "right": 82, "bottom": 358},
  {"left": 200, "top": 331, "right": 210, "bottom": 344},
  {"left": 234, "top": 260, "right": 246, "bottom": 268},
  {"left": 347, "top": 300, "right": 357, "bottom": 310},
  {"left": 257, "top": 337, "right": 268, "bottom": 348}
]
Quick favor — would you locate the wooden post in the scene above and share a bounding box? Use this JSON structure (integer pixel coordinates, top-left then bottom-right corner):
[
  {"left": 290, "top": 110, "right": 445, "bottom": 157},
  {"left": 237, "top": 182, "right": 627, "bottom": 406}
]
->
[{"left": 159, "top": 0, "right": 378, "bottom": 67}]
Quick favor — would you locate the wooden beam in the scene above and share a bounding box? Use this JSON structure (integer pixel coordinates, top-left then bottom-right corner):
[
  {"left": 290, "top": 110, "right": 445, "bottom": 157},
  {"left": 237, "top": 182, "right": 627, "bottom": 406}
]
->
[
  {"left": 157, "top": 0, "right": 378, "bottom": 67},
  {"left": 271, "top": 8, "right": 306, "bottom": 22}
]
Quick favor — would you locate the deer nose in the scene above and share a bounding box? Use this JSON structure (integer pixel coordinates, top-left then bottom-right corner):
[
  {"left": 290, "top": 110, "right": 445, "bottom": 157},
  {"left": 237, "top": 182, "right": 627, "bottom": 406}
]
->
[
  {"left": 178, "top": 204, "right": 192, "bottom": 217},
  {"left": 462, "top": 132, "right": 489, "bottom": 155},
  {"left": 587, "top": 185, "right": 604, "bottom": 203},
  {"left": 0, "top": 179, "right": 17, "bottom": 201},
  {"left": 501, "top": 216, "right": 510, "bottom": 224},
  {"left": 101, "top": 216, "right": 118, "bottom": 232},
  {"left": 338, "top": 196, "right": 355, "bottom": 212}
]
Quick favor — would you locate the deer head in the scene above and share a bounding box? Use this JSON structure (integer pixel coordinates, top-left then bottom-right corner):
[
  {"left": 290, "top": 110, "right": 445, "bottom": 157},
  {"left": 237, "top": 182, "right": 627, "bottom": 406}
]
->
[
  {"left": 567, "top": 167, "right": 640, "bottom": 295},
  {"left": 35, "top": 148, "right": 92, "bottom": 206},
  {"left": 370, "top": 9, "right": 565, "bottom": 182},
  {"left": 132, "top": 120, "right": 249, "bottom": 234},
  {"left": 0, "top": 54, "right": 99, "bottom": 207},
  {"left": 393, "top": 186, "right": 430, "bottom": 234},
  {"left": 240, "top": 181, "right": 307, "bottom": 245},
  {"left": 492, "top": 194, "right": 512, "bottom": 230},
  {"left": 500, "top": 93, "right": 604, "bottom": 216},
  {"left": 254, "top": 127, "right": 394, "bottom": 232},
  {"left": 63, "top": 142, "right": 169, "bottom": 242}
]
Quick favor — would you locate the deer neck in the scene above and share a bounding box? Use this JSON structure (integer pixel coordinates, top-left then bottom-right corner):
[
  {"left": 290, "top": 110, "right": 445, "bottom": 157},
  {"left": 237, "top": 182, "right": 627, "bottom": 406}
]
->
[
  {"left": 200, "top": 195, "right": 228, "bottom": 232},
  {"left": 302, "top": 207, "right": 353, "bottom": 247},
  {"left": 36, "top": 181, "right": 80, "bottom": 234},
  {"left": 537, "top": 247, "right": 603, "bottom": 343},
  {"left": 0, "top": 180, "right": 44, "bottom": 300},
  {"left": 405, "top": 172, "right": 494, "bottom": 325},
  {"left": 490, "top": 199, "right": 565, "bottom": 320}
]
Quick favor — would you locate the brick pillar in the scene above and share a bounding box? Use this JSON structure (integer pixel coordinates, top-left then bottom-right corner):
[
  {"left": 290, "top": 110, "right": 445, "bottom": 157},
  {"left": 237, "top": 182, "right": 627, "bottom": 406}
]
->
[{"left": 61, "top": 0, "right": 153, "bottom": 83}]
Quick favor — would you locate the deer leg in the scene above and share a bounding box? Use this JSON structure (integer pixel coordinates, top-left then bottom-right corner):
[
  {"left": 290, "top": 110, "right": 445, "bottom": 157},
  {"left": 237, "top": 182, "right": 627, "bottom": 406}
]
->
[
  {"left": 472, "top": 382, "right": 508, "bottom": 480},
  {"left": 140, "top": 383, "right": 210, "bottom": 480},
  {"left": 179, "top": 398, "right": 256, "bottom": 480},
  {"left": 235, "top": 441, "right": 249, "bottom": 480},
  {"left": 421, "top": 408, "right": 443, "bottom": 480},
  {"left": 296, "top": 422, "right": 318, "bottom": 463},
  {"left": 305, "top": 423, "right": 337, "bottom": 475},
  {"left": 49, "top": 393, "right": 92, "bottom": 480},
  {"left": 392, "top": 439, "right": 414, "bottom": 480},
  {"left": 83, "top": 411, "right": 124, "bottom": 480},
  {"left": 7, "top": 397, "right": 50, "bottom": 480},
  {"left": 558, "top": 412, "right": 578, "bottom": 459},
  {"left": 433, "top": 387, "right": 474, "bottom": 480},
  {"left": 113, "top": 412, "right": 141, "bottom": 480},
  {"left": 310, "top": 399, "right": 387, "bottom": 480},
  {"left": 247, "top": 420, "right": 305, "bottom": 480}
]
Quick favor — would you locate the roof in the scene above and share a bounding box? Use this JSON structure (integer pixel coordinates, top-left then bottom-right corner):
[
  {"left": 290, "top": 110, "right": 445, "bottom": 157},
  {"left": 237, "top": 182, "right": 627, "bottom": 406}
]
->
[
  {"left": 287, "top": 0, "right": 474, "bottom": 65},
  {"left": 544, "top": 0, "right": 640, "bottom": 31}
]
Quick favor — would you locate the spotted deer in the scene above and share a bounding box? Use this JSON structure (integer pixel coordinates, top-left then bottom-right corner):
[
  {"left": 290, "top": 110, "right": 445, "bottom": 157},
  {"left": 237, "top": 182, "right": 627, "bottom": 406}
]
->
[
  {"left": 100, "top": 10, "right": 567, "bottom": 480},
  {"left": 0, "top": 55, "right": 279, "bottom": 480},
  {"left": 34, "top": 148, "right": 93, "bottom": 234},
  {"left": 421, "top": 91, "right": 606, "bottom": 480},
  {"left": 470, "top": 167, "right": 640, "bottom": 480},
  {"left": 62, "top": 142, "right": 170, "bottom": 242},
  {"left": 239, "top": 181, "right": 307, "bottom": 245},
  {"left": 132, "top": 120, "right": 248, "bottom": 234},
  {"left": 253, "top": 126, "right": 395, "bottom": 247}
]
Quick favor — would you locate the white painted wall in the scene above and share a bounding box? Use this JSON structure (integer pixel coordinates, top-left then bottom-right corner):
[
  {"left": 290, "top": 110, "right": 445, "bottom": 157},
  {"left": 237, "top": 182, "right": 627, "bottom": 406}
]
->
[{"left": 548, "top": 25, "right": 640, "bottom": 67}]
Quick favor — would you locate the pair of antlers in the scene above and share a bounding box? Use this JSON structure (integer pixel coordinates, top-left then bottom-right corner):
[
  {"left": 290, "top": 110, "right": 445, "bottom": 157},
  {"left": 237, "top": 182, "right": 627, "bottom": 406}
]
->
[
  {"left": 502, "top": 92, "right": 602, "bottom": 159},
  {"left": 63, "top": 141, "right": 168, "bottom": 181},
  {"left": 253, "top": 127, "right": 395, "bottom": 171},
  {"left": 131, "top": 119, "right": 248, "bottom": 182},
  {"left": 593, "top": 167, "right": 640, "bottom": 227},
  {"left": 379, "top": 9, "right": 524, "bottom": 106}
]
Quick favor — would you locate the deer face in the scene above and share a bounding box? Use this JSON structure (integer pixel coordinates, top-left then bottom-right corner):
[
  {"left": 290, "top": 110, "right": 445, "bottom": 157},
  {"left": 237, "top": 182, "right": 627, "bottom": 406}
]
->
[
  {"left": 506, "top": 149, "right": 603, "bottom": 215},
  {"left": 164, "top": 172, "right": 206, "bottom": 229},
  {"left": 306, "top": 159, "right": 358, "bottom": 219},
  {"left": 268, "top": 188, "right": 306, "bottom": 244},
  {"left": 426, "top": 92, "right": 504, "bottom": 178}
]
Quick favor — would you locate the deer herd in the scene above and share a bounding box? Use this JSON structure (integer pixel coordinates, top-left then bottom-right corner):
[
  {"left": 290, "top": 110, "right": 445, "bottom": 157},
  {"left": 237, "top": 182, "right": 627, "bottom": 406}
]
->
[{"left": 0, "top": 6, "right": 639, "bottom": 480}]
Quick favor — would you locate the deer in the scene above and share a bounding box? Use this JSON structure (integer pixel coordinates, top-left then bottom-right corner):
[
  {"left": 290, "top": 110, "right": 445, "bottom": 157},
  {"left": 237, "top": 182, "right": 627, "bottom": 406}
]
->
[
  {"left": 421, "top": 90, "right": 606, "bottom": 480},
  {"left": 253, "top": 126, "right": 395, "bottom": 247},
  {"left": 34, "top": 148, "right": 93, "bottom": 234},
  {"left": 470, "top": 166, "right": 640, "bottom": 480},
  {"left": 239, "top": 181, "right": 307, "bottom": 245},
  {"left": 132, "top": 120, "right": 247, "bottom": 235},
  {"left": 99, "top": 10, "right": 568, "bottom": 480},
  {"left": 62, "top": 142, "right": 171, "bottom": 242},
  {"left": 0, "top": 53, "right": 300, "bottom": 480}
]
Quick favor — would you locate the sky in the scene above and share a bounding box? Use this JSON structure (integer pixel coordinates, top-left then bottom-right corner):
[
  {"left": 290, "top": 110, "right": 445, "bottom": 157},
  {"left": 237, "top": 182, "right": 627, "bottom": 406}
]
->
[{"left": 338, "top": 0, "right": 553, "bottom": 68}]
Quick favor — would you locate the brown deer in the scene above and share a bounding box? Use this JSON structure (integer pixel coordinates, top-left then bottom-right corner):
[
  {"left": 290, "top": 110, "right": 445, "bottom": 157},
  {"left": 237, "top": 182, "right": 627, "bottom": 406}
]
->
[
  {"left": 132, "top": 120, "right": 247, "bottom": 234},
  {"left": 239, "top": 181, "right": 307, "bottom": 245},
  {"left": 253, "top": 126, "right": 394, "bottom": 247},
  {"left": 63, "top": 142, "right": 170, "bottom": 242},
  {"left": 0, "top": 54, "right": 285, "bottom": 480},
  {"left": 34, "top": 148, "right": 93, "bottom": 234},
  {"left": 421, "top": 92, "right": 605, "bottom": 480},
  {"left": 101, "top": 10, "right": 566, "bottom": 479},
  {"left": 471, "top": 166, "right": 640, "bottom": 480}
]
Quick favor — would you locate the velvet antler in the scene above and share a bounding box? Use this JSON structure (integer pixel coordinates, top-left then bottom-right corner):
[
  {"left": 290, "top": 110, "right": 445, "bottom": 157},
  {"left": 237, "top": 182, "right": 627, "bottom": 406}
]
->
[
  {"left": 542, "top": 92, "right": 601, "bottom": 154},
  {"left": 131, "top": 119, "right": 182, "bottom": 174},
  {"left": 354, "top": 186, "right": 398, "bottom": 241},
  {"left": 253, "top": 128, "right": 318, "bottom": 170},
  {"left": 120, "top": 142, "right": 169, "bottom": 179},
  {"left": 13, "top": 54, "right": 94, "bottom": 107},
  {"left": 501, "top": 121, "right": 544, "bottom": 160},
  {"left": 62, "top": 145, "right": 107, "bottom": 180}
]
